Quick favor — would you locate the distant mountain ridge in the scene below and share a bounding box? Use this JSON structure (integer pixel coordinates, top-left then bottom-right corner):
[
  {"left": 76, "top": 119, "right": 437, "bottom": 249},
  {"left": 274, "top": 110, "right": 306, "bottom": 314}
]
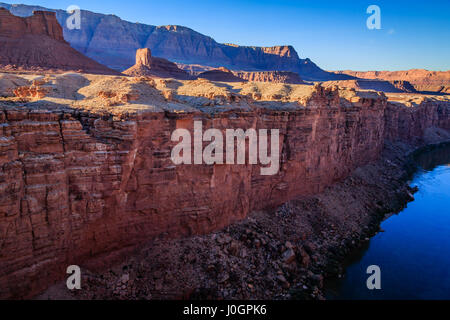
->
[
  {"left": 0, "top": 8, "right": 119, "bottom": 75},
  {"left": 0, "top": 2, "right": 350, "bottom": 80}
]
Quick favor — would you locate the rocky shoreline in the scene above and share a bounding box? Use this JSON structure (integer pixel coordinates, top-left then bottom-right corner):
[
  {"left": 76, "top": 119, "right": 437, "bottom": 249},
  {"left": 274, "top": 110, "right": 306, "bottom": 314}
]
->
[{"left": 38, "top": 140, "right": 448, "bottom": 300}]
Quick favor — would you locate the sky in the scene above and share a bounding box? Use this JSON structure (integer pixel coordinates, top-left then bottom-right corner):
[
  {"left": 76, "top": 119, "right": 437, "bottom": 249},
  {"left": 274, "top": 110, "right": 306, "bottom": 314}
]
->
[{"left": 3, "top": 0, "right": 450, "bottom": 71}]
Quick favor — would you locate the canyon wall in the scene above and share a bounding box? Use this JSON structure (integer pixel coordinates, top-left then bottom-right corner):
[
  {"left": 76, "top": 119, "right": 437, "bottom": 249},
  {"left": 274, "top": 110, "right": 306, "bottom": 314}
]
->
[
  {"left": 0, "top": 86, "right": 449, "bottom": 299},
  {"left": 385, "top": 100, "right": 450, "bottom": 142}
]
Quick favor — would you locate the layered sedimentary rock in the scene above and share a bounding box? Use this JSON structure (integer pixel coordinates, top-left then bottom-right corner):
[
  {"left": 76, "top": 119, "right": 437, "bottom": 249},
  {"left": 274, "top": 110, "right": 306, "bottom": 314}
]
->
[
  {"left": 123, "top": 48, "right": 190, "bottom": 80},
  {"left": 0, "top": 7, "right": 63, "bottom": 40},
  {"left": 0, "top": 2, "right": 351, "bottom": 80},
  {"left": 0, "top": 8, "right": 119, "bottom": 75},
  {"left": 336, "top": 69, "right": 450, "bottom": 94},
  {"left": 384, "top": 98, "right": 450, "bottom": 142},
  {"left": 178, "top": 66, "right": 307, "bottom": 85},
  {"left": 236, "top": 71, "right": 305, "bottom": 84},
  {"left": 0, "top": 74, "right": 449, "bottom": 299}
]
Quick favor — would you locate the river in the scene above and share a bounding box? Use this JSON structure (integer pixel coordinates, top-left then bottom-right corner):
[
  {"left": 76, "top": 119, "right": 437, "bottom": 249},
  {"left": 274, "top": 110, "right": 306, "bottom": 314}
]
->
[{"left": 325, "top": 144, "right": 450, "bottom": 300}]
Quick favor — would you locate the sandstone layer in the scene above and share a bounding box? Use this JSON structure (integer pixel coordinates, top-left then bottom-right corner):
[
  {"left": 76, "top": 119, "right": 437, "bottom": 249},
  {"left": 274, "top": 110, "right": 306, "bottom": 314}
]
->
[
  {"left": 39, "top": 141, "right": 446, "bottom": 300},
  {"left": 0, "top": 8, "right": 119, "bottom": 75},
  {"left": 0, "top": 73, "right": 449, "bottom": 299}
]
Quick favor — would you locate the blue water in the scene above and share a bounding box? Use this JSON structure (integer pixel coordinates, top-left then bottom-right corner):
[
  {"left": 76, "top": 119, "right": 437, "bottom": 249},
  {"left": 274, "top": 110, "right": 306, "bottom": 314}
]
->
[{"left": 326, "top": 145, "right": 450, "bottom": 300}]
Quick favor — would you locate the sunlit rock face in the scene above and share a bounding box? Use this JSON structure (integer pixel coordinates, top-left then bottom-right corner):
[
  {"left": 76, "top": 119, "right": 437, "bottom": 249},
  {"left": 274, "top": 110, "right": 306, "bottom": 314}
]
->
[
  {"left": 0, "top": 73, "right": 449, "bottom": 299},
  {"left": 0, "top": 8, "right": 118, "bottom": 75}
]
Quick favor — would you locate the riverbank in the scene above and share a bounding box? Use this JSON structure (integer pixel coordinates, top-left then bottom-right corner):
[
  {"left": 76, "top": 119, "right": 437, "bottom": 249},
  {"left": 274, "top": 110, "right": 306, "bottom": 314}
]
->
[
  {"left": 325, "top": 142, "right": 450, "bottom": 299},
  {"left": 38, "top": 139, "right": 450, "bottom": 300}
]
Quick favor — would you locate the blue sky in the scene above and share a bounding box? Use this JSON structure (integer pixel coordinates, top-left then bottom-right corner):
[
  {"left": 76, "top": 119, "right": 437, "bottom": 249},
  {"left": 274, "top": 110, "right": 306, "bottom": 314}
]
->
[{"left": 4, "top": 0, "right": 450, "bottom": 71}]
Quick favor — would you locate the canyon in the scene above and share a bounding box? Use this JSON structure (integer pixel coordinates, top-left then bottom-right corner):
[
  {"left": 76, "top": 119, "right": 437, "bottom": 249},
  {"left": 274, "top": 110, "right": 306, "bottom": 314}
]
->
[
  {"left": 0, "top": 72, "right": 449, "bottom": 299},
  {"left": 0, "top": 2, "right": 449, "bottom": 301},
  {"left": 123, "top": 50, "right": 306, "bottom": 85}
]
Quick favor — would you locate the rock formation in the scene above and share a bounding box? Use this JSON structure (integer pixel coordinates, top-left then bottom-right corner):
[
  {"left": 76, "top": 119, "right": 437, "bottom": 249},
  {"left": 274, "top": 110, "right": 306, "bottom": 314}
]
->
[
  {"left": 336, "top": 69, "right": 450, "bottom": 94},
  {"left": 0, "top": 2, "right": 351, "bottom": 81},
  {"left": 178, "top": 66, "right": 307, "bottom": 85},
  {"left": 123, "top": 48, "right": 191, "bottom": 80},
  {"left": 0, "top": 73, "right": 449, "bottom": 298},
  {"left": 0, "top": 7, "right": 64, "bottom": 40},
  {"left": 0, "top": 8, "right": 119, "bottom": 75},
  {"left": 236, "top": 71, "right": 306, "bottom": 84}
]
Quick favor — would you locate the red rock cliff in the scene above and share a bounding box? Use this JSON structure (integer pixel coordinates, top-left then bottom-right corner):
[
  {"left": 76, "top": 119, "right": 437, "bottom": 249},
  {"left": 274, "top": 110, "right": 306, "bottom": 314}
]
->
[
  {"left": 0, "top": 80, "right": 449, "bottom": 299},
  {"left": 0, "top": 8, "right": 119, "bottom": 75},
  {"left": 0, "top": 8, "right": 64, "bottom": 41},
  {"left": 123, "top": 48, "right": 191, "bottom": 79}
]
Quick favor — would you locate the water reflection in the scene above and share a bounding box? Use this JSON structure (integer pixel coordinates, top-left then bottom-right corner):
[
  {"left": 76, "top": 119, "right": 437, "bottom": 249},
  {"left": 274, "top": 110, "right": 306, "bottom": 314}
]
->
[
  {"left": 414, "top": 143, "right": 450, "bottom": 171},
  {"left": 325, "top": 143, "right": 450, "bottom": 300}
]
